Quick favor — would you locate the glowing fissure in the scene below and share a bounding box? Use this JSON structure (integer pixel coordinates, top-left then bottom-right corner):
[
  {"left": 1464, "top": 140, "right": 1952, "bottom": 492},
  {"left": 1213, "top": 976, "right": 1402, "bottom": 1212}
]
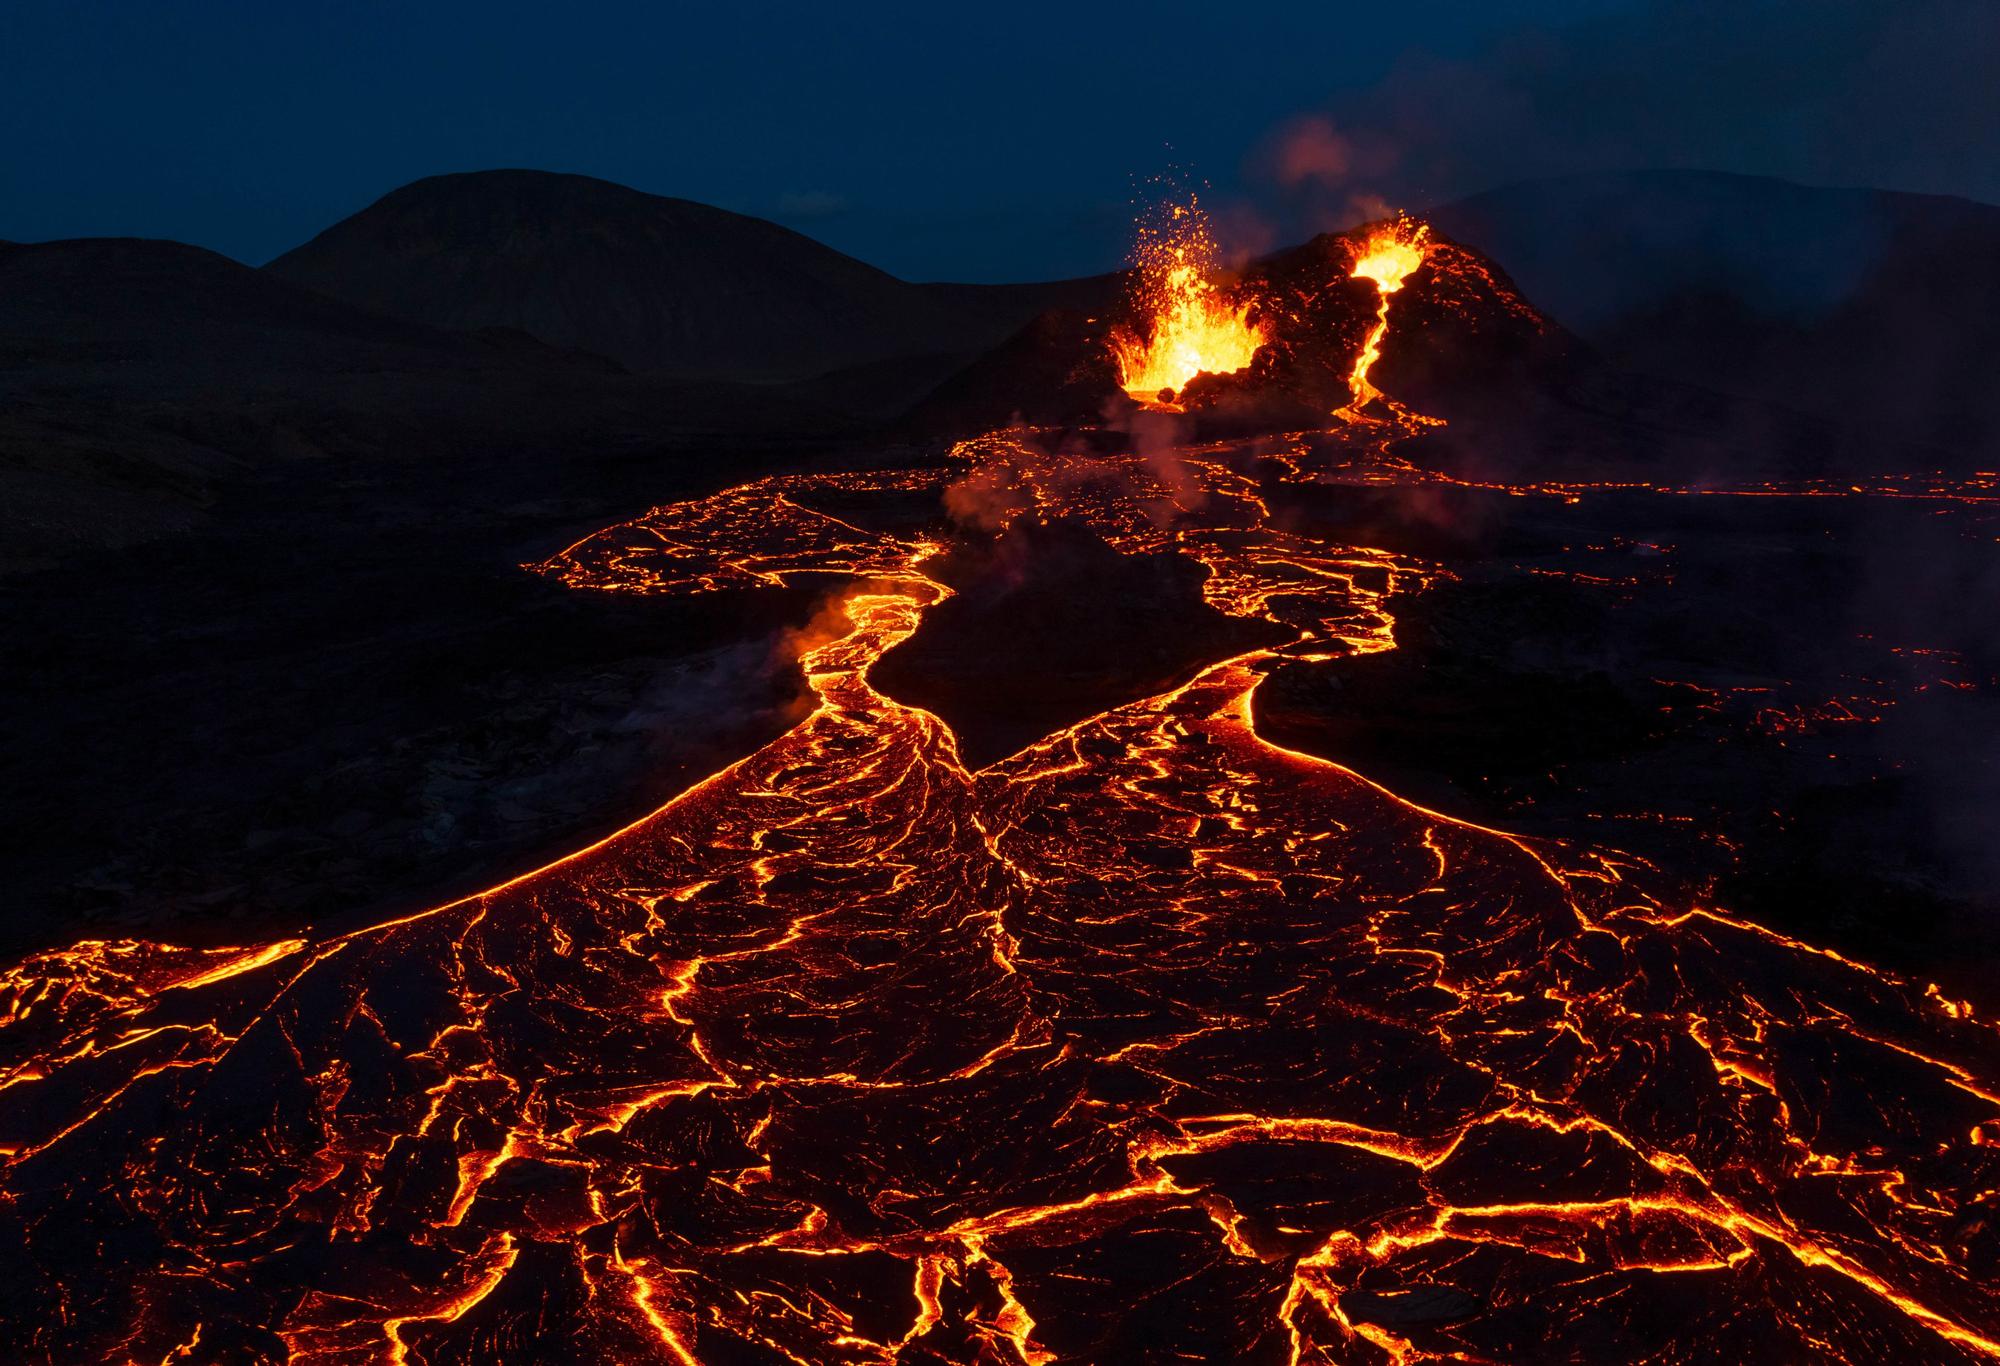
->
[
  {"left": 1341, "top": 217, "right": 1431, "bottom": 419},
  {"left": 1, "top": 408, "right": 1996, "bottom": 1363},
  {"left": 1111, "top": 197, "right": 1266, "bottom": 406}
]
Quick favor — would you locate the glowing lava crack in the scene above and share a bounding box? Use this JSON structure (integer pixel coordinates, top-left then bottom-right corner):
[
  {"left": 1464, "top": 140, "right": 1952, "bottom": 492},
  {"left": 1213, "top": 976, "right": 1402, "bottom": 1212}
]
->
[
  {"left": 1340, "top": 217, "right": 1431, "bottom": 421},
  {"left": 1, "top": 421, "right": 1997, "bottom": 1363}
]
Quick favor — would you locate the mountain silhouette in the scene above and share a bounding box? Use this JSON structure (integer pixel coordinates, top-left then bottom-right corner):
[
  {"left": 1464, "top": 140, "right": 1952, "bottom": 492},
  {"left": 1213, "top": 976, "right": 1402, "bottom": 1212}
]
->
[
  {"left": 0, "top": 235, "right": 826, "bottom": 568},
  {"left": 265, "top": 170, "right": 1112, "bottom": 381},
  {"left": 1428, "top": 170, "right": 2000, "bottom": 451}
]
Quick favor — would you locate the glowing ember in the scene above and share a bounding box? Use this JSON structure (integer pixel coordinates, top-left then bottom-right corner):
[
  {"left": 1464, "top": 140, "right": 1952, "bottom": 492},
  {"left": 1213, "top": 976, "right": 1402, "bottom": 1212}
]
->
[
  {"left": 1342, "top": 215, "right": 1431, "bottom": 416},
  {"left": 1110, "top": 197, "right": 1266, "bottom": 406}
]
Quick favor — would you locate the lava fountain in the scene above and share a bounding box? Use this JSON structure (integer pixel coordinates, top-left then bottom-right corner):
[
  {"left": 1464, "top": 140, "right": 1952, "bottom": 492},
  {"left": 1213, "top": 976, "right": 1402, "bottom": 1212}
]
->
[
  {"left": 1340, "top": 215, "right": 1431, "bottom": 417},
  {"left": 1110, "top": 197, "right": 1266, "bottom": 407}
]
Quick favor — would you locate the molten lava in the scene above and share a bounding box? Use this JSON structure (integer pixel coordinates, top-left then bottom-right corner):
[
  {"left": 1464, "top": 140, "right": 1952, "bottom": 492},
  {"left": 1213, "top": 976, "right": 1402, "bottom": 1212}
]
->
[
  {"left": 1341, "top": 216, "right": 1431, "bottom": 417},
  {"left": 1, "top": 231, "right": 1998, "bottom": 1365},
  {"left": 1110, "top": 198, "right": 1266, "bottom": 407}
]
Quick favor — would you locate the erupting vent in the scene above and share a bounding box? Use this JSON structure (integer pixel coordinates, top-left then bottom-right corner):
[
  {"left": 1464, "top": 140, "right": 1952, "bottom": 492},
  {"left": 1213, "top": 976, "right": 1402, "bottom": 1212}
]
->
[
  {"left": 3, "top": 195, "right": 1997, "bottom": 1366},
  {"left": 1110, "top": 197, "right": 1266, "bottom": 407},
  {"left": 1342, "top": 216, "right": 1431, "bottom": 417}
]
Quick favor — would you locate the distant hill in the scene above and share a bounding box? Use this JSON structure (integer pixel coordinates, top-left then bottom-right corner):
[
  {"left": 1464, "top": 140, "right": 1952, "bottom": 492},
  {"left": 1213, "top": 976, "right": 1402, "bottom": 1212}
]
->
[
  {"left": 0, "top": 236, "right": 828, "bottom": 569},
  {"left": 19, "top": 168, "right": 1994, "bottom": 570},
  {"left": 1429, "top": 170, "right": 2000, "bottom": 451},
  {"left": 265, "top": 170, "right": 1114, "bottom": 381}
]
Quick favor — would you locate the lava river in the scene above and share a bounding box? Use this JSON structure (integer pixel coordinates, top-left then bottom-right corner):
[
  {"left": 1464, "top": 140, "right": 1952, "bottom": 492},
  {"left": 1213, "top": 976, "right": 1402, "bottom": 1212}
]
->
[{"left": 2, "top": 423, "right": 1997, "bottom": 1365}]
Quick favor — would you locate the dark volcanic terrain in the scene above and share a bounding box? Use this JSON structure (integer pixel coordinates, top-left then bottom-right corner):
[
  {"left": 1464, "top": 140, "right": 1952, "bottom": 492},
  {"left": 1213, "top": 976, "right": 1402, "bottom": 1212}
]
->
[
  {"left": 1248, "top": 471, "right": 2000, "bottom": 989},
  {"left": 871, "top": 520, "right": 1283, "bottom": 767},
  {"left": 1, "top": 169, "right": 1997, "bottom": 1366},
  {"left": 0, "top": 229, "right": 872, "bottom": 953}
]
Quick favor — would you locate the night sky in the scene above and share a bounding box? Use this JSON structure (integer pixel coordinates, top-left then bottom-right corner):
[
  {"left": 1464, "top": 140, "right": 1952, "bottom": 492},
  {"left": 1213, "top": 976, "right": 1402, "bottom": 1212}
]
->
[{"left": 4, "top": 0, "right": 1994, "bottom": 281}]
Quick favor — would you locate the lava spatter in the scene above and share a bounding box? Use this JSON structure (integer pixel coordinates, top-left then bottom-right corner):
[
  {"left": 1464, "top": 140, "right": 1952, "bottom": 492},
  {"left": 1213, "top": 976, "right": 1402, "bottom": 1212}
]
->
[
  {"left": 1110, "top": 196, "right": 1267, "bottom": 408},
  {"left": 1, "top": 431, "right": 1997, "bottom": 1360}
]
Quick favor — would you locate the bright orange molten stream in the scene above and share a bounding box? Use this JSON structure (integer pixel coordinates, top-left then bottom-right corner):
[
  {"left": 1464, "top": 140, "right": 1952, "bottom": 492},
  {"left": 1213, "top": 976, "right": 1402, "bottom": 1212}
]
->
[
  {"left": 1111, "top": 199, "right": 1266, "bottom": 405},
  {"left": 4, "top": 254, "right": 2000, "bottom": 1363},
  {"left": 1342, "top": 217, "right": 1431, "bottom": 416},
  {"left": 4, "top": 419, "right": 1999, "bottom": 1363}
]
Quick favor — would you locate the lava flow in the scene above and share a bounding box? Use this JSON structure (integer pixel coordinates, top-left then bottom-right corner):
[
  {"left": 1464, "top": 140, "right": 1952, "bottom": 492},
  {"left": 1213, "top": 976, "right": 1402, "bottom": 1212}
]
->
[
  {"left": 1, "top": 246, "right": 1998, "bottom": 1366},
  {"left": 1110, "top": 197, "right": 1266, "bottom": 407},
  {"left": 1339, "top": 217, "right": 1430, "bottom": 419}
]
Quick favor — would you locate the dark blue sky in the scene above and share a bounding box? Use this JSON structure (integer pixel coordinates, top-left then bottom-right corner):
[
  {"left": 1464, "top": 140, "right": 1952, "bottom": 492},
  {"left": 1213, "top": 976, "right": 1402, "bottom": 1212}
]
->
[{"left": 3, "top": 1, "right": 1991, "bottom": 281}]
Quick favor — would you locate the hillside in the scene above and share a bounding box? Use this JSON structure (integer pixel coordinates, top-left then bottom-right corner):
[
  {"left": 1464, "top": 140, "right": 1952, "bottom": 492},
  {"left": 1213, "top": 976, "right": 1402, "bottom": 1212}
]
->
[
  {"left": 1429, "top": 170, "right": 2000, "bottom": 451},
  {"left": 265, "top": 170, "right": 1112, "bottom": 380},
  {"left": 0, "top": 235, "right": 828, "bottom": 569}
]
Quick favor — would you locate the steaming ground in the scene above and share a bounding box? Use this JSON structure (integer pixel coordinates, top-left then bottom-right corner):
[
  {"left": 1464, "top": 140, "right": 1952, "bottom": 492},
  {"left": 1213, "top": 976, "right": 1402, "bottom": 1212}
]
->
[{"left": 1248, "top": 476, "right": 2000, "bottom": 989}]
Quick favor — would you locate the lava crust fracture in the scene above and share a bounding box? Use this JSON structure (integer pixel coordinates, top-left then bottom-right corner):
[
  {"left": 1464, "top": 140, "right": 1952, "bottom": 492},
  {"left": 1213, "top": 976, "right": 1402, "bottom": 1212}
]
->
[{"left": 2, "top": 414, "right": 1997, "bottom": 1365}]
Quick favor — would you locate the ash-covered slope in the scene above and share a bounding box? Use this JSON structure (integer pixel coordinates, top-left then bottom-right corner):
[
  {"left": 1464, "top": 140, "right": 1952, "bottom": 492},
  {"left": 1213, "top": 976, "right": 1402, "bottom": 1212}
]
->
[{"left": 266, "top": 170, "right": 1113, "bottom": 380}]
